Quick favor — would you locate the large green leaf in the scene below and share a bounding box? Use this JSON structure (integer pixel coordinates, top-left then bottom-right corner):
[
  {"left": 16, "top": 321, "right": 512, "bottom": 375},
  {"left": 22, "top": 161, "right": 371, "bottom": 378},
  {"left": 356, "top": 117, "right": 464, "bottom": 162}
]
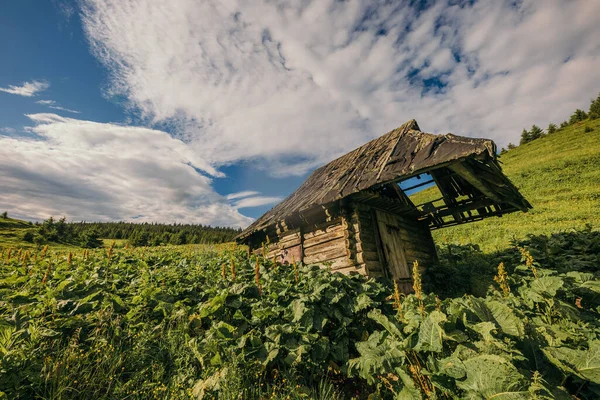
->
[
  {"left": 530, "top": 277, "right": 564, "bottom": 297},
  {"left": 485, "top": 300, "right": 525, "bottom": 338},
  {"left": 542, "top": 341, "right": 600, "bottom": 384},
  {"left": 368, "top": 309, "right": 403, "bottom": 338},
  {"left": 414, "top": 311, "right": 446, "bottom": 353},
  {"left": 457, "top": 354, "right": 528, "bottom": 399}
]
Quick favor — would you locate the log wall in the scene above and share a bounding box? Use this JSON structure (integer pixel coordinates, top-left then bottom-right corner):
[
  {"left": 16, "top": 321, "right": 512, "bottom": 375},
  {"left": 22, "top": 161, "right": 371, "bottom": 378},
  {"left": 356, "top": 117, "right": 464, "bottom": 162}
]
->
[{"left": 249, "top": 200, "right": 436, "bottom": 281}]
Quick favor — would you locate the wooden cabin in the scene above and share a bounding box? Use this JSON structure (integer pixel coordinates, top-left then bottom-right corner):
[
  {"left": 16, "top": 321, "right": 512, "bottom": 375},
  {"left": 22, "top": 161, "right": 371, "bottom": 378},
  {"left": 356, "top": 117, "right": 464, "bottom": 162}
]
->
[{"left": 236, "top": 120, "right": 531, "bottom": 291}]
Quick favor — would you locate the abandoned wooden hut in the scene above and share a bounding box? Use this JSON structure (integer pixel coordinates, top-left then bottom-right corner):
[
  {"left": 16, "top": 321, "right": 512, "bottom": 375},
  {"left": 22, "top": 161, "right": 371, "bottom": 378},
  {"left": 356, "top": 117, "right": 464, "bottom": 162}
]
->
[{"left": 236, "top": 119, "right": 531, "bottom": 291}]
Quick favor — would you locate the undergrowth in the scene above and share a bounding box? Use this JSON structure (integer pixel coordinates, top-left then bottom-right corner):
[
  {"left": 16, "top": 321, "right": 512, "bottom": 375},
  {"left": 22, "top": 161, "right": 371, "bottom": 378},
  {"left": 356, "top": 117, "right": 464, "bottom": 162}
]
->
[{"left": 1, "top": 230, "right": 599, "bottom": 399}]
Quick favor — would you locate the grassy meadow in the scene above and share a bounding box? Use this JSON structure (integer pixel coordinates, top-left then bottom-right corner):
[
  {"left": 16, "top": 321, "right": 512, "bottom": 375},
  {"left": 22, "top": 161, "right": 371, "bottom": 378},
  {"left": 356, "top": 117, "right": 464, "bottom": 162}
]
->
[
  {"left": 411, "top": 117, "right": 600, "bottom": 251},
  {"left": 1, "top": 117, "right": 600, "bottom": 398}
]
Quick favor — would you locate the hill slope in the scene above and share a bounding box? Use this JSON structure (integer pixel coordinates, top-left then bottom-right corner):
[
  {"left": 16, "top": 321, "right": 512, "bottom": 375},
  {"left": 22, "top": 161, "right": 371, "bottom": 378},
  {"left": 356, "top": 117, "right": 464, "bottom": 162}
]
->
[
  {"left": 410, "top": 118, "right": 600, "bottom": 251},
  {"left": 0, "top": 217, "right": 35, "bottom": 248}
]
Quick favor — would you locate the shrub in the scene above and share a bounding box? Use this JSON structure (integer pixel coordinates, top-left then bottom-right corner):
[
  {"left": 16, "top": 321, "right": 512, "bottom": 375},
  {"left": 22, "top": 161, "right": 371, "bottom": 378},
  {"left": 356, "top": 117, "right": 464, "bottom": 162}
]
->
[
  {"left": 584, "top": 126, "right": 594, "bottom": 133},
  {"left": 23, "top": 231, "right": 35, "bottom": 242}
]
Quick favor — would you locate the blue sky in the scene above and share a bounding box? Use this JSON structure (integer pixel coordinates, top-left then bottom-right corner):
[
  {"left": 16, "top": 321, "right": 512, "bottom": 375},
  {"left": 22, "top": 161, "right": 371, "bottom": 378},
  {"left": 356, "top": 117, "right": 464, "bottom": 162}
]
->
[{"left": 1, "top": 0, "right": 599, "bottom": 227}]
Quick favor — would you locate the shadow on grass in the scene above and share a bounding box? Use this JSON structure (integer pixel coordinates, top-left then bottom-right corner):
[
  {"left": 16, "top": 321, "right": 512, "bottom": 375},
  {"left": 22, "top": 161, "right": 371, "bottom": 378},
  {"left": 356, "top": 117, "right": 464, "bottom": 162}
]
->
[{"left": 426, "top": 225, "right": 600, "bottom": 298}]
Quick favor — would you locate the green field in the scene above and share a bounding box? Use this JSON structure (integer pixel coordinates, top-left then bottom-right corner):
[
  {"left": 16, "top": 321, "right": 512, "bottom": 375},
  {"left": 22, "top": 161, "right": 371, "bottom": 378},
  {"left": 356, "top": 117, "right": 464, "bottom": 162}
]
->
[
  {"left": 2, "top": 118, "right": 600, "bottom": 398},
  {"left": 1, "top": 234, "right": 599, "bottom": 399},
  {"left": 411, "top": 118, "right": 600, "bottom": 251}
]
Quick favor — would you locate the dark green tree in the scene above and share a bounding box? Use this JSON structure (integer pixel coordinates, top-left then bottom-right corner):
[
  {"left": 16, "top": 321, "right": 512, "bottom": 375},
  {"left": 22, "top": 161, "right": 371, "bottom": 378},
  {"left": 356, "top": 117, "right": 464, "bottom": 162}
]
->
[
  {"left": 529, "top": 125, "right": 544, "bottom": 141},
  {"left": 519, "top": 128, "right": 531, "bottom": 145},
  {"left": 23, "top": 231, "right": 34, "bottom": 243},
  {"left": 569, "top": 109, "right": 588, "bottom": 124},
  {"left": 589, "top": 92, "right": 600, "bottom": 119},
  {"left": 1, "top": 211, "right": 7, "bottom": 219},
  {"left": 547, "top": 123, "right": 557, "bottom": 134},
  {"left": 79, "top": 230, "right": 103, "bottom": 248}
]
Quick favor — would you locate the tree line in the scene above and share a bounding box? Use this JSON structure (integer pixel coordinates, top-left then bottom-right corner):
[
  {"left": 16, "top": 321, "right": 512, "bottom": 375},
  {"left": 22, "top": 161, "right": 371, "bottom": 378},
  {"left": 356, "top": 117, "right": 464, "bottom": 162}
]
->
[
  {"left": 21, "top": 217, "right": 241, "bottom": 248},
  {"left": 501, "top": 91, "right": 600, "bottom": 152}
]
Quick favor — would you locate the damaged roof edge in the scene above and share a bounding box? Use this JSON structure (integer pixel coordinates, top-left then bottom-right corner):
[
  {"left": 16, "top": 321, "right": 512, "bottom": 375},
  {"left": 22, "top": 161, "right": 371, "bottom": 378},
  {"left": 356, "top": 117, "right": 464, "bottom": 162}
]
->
[{"left": 236, "top": 120, "right": 521, "bottom": 242}]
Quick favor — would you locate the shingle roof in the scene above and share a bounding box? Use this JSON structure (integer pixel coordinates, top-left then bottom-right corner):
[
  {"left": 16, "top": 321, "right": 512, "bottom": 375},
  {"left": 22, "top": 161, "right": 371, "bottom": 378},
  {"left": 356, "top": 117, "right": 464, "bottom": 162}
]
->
[{"left": 237, "top": 119, "right": 524, "bottom": 240}]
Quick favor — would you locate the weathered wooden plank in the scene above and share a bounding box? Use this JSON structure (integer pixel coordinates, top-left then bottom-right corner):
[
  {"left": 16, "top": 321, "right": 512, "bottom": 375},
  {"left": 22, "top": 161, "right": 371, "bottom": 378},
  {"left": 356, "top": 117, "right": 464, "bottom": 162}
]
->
[
  {"left": 302, "top": 222, "right": 344, "bottom": 240},
  {"left": 279, "top": 236, "right": 302, "bottom": 249},
  {"left": 304, "top": 238, "right": 347, "bottom": 258},
  {"left": 356, "top": 251, "right": 381, "bottom": 264},
  {"left": 327, "top": 255, "right": 353, "bottom": 270},
  {"left": 304, "top": 244, "right": 348, "bottom": 263},
  {"left": 333, "top": 264, "right": 366, "bottom": 275},
  {"left": 303, "top": 229, "right": 346, "bottom": 249},
  {"left": 355, "top": 239, "right": 378, "bottom": 254}
]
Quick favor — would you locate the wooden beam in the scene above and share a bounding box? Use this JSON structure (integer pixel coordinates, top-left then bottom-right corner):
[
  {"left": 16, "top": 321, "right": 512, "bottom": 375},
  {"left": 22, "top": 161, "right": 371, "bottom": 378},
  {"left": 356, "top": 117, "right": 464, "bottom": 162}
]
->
[{"left": 448, "top": 162, "right": 503, "bottom": 203}]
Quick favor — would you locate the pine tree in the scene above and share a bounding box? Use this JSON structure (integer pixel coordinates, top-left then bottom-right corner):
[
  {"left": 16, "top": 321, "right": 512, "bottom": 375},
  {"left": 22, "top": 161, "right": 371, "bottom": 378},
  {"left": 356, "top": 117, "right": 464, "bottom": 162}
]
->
[
  {"left": 589, "top": 92, "right": 600, "bottom": 119},
  {"left": 529, "top": 125, "right": 544, "bottom": 141},
  {"left": 569, "top": 109, "right": 588, "bottom": 124},
  {"left": 519, "top": 128, "right": 531, "bottom": 145},
  {"left": 547, "top": 123, "right": 557, "bottom": 134}
]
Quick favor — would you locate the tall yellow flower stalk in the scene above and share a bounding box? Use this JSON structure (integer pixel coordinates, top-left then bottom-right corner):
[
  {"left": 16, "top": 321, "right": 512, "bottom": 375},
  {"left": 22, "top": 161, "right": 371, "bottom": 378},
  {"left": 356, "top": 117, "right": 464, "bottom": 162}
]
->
[
  {"left": 412, "top": 260, "right": 424, "bottom": 315},
  {"left": 230, "top": 258, "right": 237, "bottom": 280},
  {"left": 255, "top": 258, "right": 262, "bottom": 296},
  {"left": 494, "top": 262, "right": 510, "bottom": 296},
  {"left": 67, "top": 251, "right": 73, "bottom": 265},
  {"left": 519, "top": 247, "right": 538, "bottom": 278},
  {"left": 393, "top": 280, "right": 403, "bottom": 319},
  {"left": 107, "top": 241, "right": 116, "bottom": 260}
]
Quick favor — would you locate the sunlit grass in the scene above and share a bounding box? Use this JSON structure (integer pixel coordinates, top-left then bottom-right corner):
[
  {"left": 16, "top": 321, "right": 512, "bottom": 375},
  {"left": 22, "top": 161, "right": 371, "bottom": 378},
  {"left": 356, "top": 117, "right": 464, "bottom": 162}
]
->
[{"left": 410, "top": 118, "right": 600, "bottom": 251}]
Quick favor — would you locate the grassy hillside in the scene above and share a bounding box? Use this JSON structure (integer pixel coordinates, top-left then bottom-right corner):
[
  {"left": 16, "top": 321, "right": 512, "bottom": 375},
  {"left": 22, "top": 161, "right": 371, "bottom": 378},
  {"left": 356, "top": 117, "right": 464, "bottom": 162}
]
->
[
  {"left": 0, "top": 217, "right": 36, "bottom": 248},
  {"left": 410, "top": 118, "right": 600, "bottom": 251}
]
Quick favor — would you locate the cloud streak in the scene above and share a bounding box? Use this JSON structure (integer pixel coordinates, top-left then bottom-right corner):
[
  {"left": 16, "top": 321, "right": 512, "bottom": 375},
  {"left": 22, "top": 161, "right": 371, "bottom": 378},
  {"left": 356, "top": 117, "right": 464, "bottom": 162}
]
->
[
  {"left": 0, "top": 80, "right": 49, "bottom": 97},
  {"left": 0, "top": 114, "right": 252, "bottom": 227},
  {"left": 36, "top": 100, "right": 81, "bottom": 114},
  {"left": 79, "top": 0, "right": 600, "bottom": 176}
]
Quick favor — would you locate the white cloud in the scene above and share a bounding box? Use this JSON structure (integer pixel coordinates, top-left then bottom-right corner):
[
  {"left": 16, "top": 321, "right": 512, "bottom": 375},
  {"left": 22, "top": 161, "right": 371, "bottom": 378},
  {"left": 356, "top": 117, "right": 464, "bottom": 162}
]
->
[
  {"left": 36, "top": 99, "right": 81, "bottom": 114},
  {"left": 0, "top": 114, "right": 252, "bottom": 227},
  {"left": 233, "top": 196, "right": 283, "bottom": 209},
  {"left": 0, "top": 80, "right": 49, "bottom": 97},
  {"left": 226, "top": 190, "right": 260, "bottom": 200},
  {"left": 36, "top": 100, "right": 56, "bottom": 105},
  {"left": 78, "top": 0, "right": 600, "bottom": 170},
  {"left": 0, "top": 127, "right": 17, "bottom": 134}
]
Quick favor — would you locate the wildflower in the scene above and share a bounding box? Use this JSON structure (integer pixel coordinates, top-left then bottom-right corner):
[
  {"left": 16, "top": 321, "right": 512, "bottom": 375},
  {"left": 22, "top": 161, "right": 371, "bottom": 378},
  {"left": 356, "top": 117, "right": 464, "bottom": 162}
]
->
[
  {"left": 230, "top": 258, "right": 236, "bottom": 280},
  {"left": 393, "top": 280, "right": 403, "bottom": 319},
  {"left": 67, "top": 251, "right": 72, "bottom": 265},
  {"left": 412, "top": 260, "right": 422, "bottom": 300},
  {"left": 255, "top": 258, "right": 262, "bottom": 296},
  {"left": 494, "top": 262, "right": 511, "bottom": 296},
  {"left": 519, "top": 247, "right": 538, "bottom": 277}
]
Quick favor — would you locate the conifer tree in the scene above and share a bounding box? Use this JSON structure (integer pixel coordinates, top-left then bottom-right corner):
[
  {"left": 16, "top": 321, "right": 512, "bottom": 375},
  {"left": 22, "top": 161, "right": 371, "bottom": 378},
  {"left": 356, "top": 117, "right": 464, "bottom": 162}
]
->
[
  {"left": 569, "top": 109, "right": 588, "bottom": 124},
  {"left": 589, "top": 92, "right": 600, "bottom": 119}
]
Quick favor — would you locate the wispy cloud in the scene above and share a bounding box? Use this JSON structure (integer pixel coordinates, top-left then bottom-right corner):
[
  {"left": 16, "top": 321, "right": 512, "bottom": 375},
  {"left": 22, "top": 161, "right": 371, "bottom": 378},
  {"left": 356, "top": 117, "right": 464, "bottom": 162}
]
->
[
  {"left": 0, "top": 80, "right": 49, "bottom": 97},
  {"left": 233, "top": 196, "right": 283, "bottom": 209},
  {"left": 226, "top": 190, "right": 260, "bottom": 200},
  {"left": 0, "top": 127, "right": 17, "bottom": 134},
  {"left": 0, "top": 114, "right": 251, "bottom": 227},
  {"left": 36, "top": 99, "right": 81, "bottom": 114},
  {"left": 36, "top": 100, "right": 56, "bottom": 105},
  {"left": 79, "top": 0, "right": 600, "bottom": 176}
]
